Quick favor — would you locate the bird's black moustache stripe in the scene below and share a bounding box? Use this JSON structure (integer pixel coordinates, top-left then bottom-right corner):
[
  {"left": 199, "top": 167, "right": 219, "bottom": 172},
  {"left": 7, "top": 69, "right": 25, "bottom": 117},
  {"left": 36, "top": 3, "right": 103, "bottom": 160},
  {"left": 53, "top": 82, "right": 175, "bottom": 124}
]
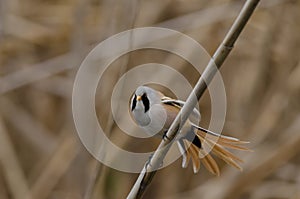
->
[
  {"left": 142, "top": 93, "right": 150, "bottom": 112},
  {"left": 131, "top": 94, "right": 137, "bottom": 111}
]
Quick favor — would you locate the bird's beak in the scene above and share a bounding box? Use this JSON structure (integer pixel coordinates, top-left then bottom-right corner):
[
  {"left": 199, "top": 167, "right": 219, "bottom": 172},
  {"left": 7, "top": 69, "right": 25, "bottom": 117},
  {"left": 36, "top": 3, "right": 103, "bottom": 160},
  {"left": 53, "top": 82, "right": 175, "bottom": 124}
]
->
[{"left": 136, "top": 95, "right": 142, "bottom": 101}]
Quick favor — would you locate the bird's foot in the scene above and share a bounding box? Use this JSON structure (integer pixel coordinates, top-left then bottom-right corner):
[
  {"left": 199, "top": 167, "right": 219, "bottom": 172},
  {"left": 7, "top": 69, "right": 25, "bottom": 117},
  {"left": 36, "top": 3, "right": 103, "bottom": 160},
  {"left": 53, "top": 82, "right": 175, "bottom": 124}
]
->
[{"left": 162, "top": 132, "right": 171, "bottom": 141}]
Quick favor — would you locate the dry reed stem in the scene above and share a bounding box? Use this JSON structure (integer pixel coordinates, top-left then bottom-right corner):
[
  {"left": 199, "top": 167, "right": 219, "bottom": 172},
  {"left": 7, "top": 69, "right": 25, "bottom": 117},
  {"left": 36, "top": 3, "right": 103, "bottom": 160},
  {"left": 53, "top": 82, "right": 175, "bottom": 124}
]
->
[
  {"left": 0, "top": 1, "right": 297, "bottom": 198},
  {"left": 224, "top": 116, "right": 300, "bottom": 198},
  {"left": 127, "top": 1, "right": 260, "bottom": 198},
  {"left": 30, "top": 133, "right": 79, "bottom": 199},
  {"left": 0, "top": 0, "right": 284, "bottom": 95},
  {"left": 84, "top": 1, "right": 140, "bottom": 198},
  {"left": 0, "top": 98, "right": 57, "bottom": 154},
  {"left": 0, "top": 117, "right": 32, "bottom": 199}
]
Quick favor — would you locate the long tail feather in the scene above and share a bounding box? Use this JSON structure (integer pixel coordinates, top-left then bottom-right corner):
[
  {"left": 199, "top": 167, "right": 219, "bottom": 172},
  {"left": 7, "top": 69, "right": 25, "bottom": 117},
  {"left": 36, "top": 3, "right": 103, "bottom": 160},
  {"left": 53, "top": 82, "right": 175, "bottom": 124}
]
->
[
  {"left": 217, "top": 141, "right": 251, "bottom": 151},
  {"left": 177, "top": 123, "right": 250, "bottom": 174},
  {"left": 191, "top": 123, "right": 240, "bottom": 142},
  {"left": 200, "top": 136, "right": 244, "bottom": 170},
  {"left": 189, "top": 143, "right": 201, "bottom": 173},
  {"left": 199, "top": 150, "right": 220, "bottom": 176}
]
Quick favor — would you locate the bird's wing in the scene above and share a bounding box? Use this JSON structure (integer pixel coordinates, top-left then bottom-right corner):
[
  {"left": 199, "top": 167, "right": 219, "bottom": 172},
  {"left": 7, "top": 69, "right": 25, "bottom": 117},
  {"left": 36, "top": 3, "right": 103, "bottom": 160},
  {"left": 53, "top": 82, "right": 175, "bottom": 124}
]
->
[{"left": 161, "top": 97, "right": 201, "bottom": 123}]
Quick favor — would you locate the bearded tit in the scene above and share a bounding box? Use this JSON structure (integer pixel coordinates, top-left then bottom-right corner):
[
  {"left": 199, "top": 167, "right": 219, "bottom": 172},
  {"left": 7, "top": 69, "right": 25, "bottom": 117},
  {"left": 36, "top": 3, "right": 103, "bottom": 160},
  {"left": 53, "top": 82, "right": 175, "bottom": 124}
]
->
[{"left": 129, "top": 86, "right": 249, "bottom": 175}]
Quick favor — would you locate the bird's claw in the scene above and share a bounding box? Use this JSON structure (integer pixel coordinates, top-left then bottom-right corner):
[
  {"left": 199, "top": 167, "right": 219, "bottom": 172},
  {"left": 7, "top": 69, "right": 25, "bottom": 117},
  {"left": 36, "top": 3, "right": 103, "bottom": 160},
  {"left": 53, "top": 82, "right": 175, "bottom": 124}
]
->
[{"left": 163, "top": 132, "right": 171, "bottom": 141}]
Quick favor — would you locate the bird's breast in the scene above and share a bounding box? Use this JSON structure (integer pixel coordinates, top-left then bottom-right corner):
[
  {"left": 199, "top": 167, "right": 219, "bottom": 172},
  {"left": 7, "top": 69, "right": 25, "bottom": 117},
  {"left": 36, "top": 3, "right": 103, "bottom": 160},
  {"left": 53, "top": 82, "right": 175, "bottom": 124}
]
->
[{"left": 132, "top": 104, "right": 168, "bottom": 137}]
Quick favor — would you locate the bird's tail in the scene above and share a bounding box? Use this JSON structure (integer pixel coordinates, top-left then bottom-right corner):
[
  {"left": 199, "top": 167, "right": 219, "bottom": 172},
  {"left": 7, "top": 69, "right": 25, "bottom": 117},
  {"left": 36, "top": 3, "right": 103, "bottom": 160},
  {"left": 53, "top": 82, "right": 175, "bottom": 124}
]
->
[{"left": 176, "top": 124, "right": 250, "bottom": 175}]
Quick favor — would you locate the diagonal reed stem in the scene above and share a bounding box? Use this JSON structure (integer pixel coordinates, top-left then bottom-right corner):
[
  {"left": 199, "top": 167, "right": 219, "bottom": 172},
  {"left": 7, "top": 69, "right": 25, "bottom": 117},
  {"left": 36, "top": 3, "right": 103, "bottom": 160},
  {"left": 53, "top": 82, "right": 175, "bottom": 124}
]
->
[{"left": 126, "top": 0, "right": 260, "bottom": 198}]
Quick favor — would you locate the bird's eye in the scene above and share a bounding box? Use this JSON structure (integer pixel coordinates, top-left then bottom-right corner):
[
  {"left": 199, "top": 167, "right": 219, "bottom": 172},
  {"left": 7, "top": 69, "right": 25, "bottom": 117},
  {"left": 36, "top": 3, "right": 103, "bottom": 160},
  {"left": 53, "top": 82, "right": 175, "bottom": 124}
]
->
[
  {"left": 141, "top": 93, "right": 150, "bottom": 113},
  {"left": 131, "top": 94, "right": 137, "bottom": 111}
]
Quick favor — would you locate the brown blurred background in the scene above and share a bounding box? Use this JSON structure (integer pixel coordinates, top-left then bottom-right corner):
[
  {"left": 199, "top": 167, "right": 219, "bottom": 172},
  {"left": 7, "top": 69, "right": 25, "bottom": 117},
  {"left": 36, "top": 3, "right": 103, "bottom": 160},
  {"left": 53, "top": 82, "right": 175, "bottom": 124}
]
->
[{"left": 1, "top": 0, "right": 300, "bottom": 199}]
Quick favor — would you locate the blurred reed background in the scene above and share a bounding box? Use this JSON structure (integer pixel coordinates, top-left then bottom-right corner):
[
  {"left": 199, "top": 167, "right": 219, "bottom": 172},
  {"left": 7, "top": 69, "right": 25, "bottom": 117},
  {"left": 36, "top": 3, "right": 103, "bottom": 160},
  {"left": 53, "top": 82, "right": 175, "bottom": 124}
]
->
[{"left": 0, "top": 0, "right": 300, "bottom": 199}]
